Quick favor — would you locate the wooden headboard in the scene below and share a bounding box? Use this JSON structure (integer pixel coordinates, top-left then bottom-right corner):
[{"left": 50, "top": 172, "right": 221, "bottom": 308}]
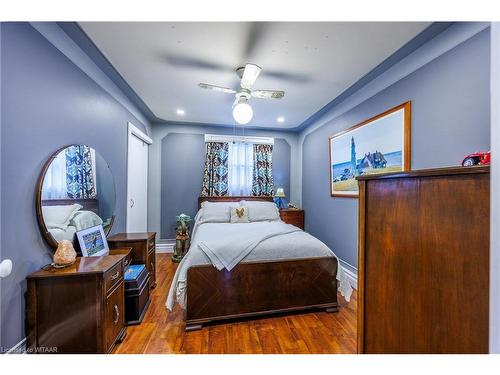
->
[
  {"left": 198, "top": 196, "right": 273, "bottom": 209},
  {"left": 42, "top": 198, "right": 99, "bottom": 214}
]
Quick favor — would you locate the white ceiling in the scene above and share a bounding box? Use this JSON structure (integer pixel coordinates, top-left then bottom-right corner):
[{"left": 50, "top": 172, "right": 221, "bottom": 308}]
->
[{"left": 79, "top": 22, "right": 430, "bottom": 129}]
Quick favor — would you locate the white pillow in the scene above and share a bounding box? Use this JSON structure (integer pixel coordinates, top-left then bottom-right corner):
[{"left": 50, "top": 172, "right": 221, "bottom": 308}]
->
[
  {"left": 42, "top": 204, "right": 83, "bottom": 230},
  {"left": 230, "top": 206, "right": 250, "bottom": 223},
  {"left": 199, "top": 201, "right": 239, "bottom": 223},
  {"left": 240, "top": 200, "right": 280, "bottom": 222},
  {"left": 194, "top": 209, "right": 203, "bottom": 223},
  {"left": 70, "top": 210, "right": 103, "bottom": 231}
]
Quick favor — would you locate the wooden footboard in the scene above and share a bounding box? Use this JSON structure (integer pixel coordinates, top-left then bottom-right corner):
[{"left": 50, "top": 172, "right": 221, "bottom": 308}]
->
[{"left": 185, "top": 257, "right": 338, "bottom": 331}]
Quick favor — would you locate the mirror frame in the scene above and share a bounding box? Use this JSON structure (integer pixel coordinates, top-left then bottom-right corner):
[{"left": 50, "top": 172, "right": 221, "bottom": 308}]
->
[{"left": 35, "top": 144, "right": 115, "bottom": 251}]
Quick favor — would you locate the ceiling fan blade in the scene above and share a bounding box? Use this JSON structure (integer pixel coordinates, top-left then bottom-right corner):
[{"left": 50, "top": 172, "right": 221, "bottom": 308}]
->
[
  {"left": 240, "top": 63, "right": 262, "bottom": 89},
  {"left": 242, "top": 22, "right": 268, "bottom": 60},
  {"left": 251, "top": 90, "right": 285, "bottom": 99},
  {"left": 198, "top": 83, "right": 236, "bottom": 94},
  {"left": 163, "top": 53, "right": 232, "bottom": 73}
]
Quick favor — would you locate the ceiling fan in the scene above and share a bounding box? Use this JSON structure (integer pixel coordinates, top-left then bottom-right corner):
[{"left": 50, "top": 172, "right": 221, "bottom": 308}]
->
[{"left": 198, "top": 63, "right": 285, "bottom": 124}]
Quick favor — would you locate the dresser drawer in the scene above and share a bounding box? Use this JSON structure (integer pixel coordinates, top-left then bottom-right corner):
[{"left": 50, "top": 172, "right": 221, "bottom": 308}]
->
[
  {"left": 122, "top": 252, "right": 132, "bottom": 269},
  {"left": 104, "top": 262, "right": 123, "bottom": 294},
  {"left": 148, "top": 240, "right": 155, "bottom": 253},
  {"left": 104, "top": 281, "right": 125, "bottom": 353},
  {"left": 109, "top": 248, "right": 132, "bottom": 269},
  {"left": 147, "top": 250, "right": 157, "bottom": 289}
]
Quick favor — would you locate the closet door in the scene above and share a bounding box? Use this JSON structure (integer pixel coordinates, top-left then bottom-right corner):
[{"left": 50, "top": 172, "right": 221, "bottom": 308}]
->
[{"left": 127, "top": 124, "right": 152, "bottom": 233}]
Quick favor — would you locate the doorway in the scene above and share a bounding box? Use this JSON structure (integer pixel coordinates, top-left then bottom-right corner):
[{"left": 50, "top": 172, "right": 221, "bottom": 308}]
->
[{"left": 127, "top": 122, "right": 152, "bottom": 233}]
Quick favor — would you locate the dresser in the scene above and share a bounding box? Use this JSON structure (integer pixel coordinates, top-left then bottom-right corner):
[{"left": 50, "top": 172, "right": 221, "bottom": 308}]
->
[
  {"left": 279, "top": 208, "right": 304, "bottom": 229},
  {"left": 357, "top": 166, "right": 490, "bottom": 354},
  {"left": 107, "top": 232, "right": 157, "bottom": 288},
  {"left": 26, "top": 254, "right": 128, "bottom": 353}
]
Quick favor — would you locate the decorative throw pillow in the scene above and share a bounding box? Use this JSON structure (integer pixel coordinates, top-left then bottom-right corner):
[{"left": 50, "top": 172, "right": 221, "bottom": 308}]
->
[
  {"left": 230, "top": 206, "right": 250, "bottom": 223},
  {"left": 240, "top": 200, "right": 280, "bottom": 222}
]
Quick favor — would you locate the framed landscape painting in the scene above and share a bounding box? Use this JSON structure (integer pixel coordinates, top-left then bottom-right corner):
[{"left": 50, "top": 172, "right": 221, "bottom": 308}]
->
[{"left": 329, "top": 101, "right": 411, "bottom": 197}]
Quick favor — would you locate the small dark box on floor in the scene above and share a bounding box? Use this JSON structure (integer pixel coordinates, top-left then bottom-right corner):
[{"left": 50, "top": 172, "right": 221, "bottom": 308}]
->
[{"left": 124, "top": 264, "right": 151, "bottom": 325}]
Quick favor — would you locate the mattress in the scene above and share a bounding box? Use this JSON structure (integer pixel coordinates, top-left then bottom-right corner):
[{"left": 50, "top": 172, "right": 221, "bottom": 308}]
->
[{"left": 166, "top": 220, "right": 352, "bottom": 310}]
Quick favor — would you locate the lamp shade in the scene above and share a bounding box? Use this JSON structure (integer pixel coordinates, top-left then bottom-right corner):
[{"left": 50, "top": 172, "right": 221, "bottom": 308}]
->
[{"left": 275, "top": 187, "right": 285, "bottom": 198}]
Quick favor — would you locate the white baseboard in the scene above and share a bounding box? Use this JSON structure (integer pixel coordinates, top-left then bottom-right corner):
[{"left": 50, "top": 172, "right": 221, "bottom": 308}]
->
[
  {"left": 338, "top": 258, "right": 358, "bottom": 290},
  {"left": 6, "top": 338, "right": 26, "bottom": 354},
  {"left": 156, "top": 239, "right": 175, "bottom": 253}
]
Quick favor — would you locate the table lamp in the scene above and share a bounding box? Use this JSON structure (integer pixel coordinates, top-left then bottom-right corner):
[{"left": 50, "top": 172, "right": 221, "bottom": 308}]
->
[{"left": 274, "top": 187, "right": 286, "bottom": 209}]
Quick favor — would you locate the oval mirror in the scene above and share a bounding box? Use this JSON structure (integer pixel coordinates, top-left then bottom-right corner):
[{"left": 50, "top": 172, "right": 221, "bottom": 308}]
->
[{"left": 36, "top": 145, "right": 116, "bottom": 251}]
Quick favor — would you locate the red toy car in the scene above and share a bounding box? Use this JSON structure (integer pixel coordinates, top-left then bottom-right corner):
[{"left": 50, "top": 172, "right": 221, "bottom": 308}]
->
[{"left": 461, "top": 151, "right": 491, "bottom": 166}]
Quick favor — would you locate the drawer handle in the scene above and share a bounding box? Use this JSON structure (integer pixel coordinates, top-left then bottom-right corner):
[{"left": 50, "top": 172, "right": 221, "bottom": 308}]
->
[
  {"left": 124, "top": 259, "right": 129, "bottom": 266},
  {"left": 110, "top": 271, "right": 120, "bottom": 281},
  {"left": 113, "top": 304, "right": 120, "bottom": 324}
]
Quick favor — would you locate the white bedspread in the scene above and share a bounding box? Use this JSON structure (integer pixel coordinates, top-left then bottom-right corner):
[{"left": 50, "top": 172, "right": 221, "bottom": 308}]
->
[
  {"left": 166, "top": 221, "right": 353, "bottom": 310},
  {"left": 198, "top": 222, "right": 301, "bottom": 271}
]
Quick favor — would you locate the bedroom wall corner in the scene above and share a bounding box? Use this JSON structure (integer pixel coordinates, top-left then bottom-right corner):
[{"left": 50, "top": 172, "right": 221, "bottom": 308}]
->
[
  {"left": 299, "top": 23, "right": 491, "bottom": 268},
  {"left": 0, "top": 22, "right": 151, "bottom": 351},
  {"left": 147, "top": 122, "right": 299, "bottom": 240}
]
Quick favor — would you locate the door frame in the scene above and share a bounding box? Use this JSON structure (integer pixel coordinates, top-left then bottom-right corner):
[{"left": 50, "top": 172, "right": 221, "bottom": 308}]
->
[{"left": 126, "top": 122, "right": 152, "bottom": 233}]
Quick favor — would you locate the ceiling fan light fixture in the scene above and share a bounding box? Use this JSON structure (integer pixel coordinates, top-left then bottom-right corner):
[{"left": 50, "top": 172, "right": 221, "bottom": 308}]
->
[{"left": 232, "top": 97, "right": 253, "bottom": 124}]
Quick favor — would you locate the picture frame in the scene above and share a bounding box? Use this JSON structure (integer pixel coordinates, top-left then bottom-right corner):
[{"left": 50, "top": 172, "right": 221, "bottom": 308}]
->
[
  {"left": 329, "top": 101, "right": 411, "bottom": 198},
  {"left": 76, "top": 224, "right": 109, "bottom": 257}
]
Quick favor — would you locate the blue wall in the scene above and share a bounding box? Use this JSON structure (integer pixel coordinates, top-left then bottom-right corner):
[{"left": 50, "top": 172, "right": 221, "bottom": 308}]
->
[
  {"left": 0, "top": 23, "right": 149, "bottom": 350},
  {"left": 160, "top": 131, "right": 291, "bottom": 238},
  {"left": 301, "top": 28, "right": 491, "bottom": 267}
]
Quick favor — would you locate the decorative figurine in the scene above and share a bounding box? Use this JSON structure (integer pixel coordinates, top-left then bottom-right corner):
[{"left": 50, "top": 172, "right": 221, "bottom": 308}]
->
[
  {"left": 172, "top": 214, "right": 192, "bottom": 263},
  {"left": 53, "top": 240, "right": 77, "bottom": 267},
  {"left": 462, "top": 151, "right": 491, "bottom": 166}
]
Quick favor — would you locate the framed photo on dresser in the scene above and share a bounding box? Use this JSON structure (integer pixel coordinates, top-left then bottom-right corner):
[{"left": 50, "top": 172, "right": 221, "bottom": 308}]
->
[
  {"left": 329, "top": 101, "right": 411, "bottom": 197},
  {"left": 77, "top": 224, "right": 109, "bottom": 257}
]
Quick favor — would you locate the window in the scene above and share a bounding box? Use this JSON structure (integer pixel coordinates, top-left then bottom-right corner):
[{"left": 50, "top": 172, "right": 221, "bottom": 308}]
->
[
  {"left": 228, "top": 141, "right": 254, "bottom": 196},
  {"left": 203, "top": 134, "right": 274, "bottom": 197}
]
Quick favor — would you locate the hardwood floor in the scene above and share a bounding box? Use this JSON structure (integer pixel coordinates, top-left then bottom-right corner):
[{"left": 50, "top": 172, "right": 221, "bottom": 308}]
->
[{"left": 114, "top": 254, "right": 357, "bottom": 354}]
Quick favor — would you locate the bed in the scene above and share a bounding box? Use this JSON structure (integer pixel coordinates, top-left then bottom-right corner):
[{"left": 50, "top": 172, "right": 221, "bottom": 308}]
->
[
  {"left": 166, "top": 196, "right": 352, "bottom": 331},
  {"left": 38, "top": 198, "right": 112, "bottom": 245}
]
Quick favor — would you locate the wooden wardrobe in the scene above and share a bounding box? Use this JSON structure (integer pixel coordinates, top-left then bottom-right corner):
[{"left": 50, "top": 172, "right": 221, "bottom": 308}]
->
[{"left": 357, "top": 166, "right": 490, "bottom": 354}]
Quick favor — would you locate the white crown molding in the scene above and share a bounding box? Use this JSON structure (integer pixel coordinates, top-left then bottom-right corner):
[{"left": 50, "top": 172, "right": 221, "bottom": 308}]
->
[
  {"left": 295, "top": 22, "right": 490, "bottom": 207},
  {"left": 29, "top": 22, "right": 152, "bottom": 129}
]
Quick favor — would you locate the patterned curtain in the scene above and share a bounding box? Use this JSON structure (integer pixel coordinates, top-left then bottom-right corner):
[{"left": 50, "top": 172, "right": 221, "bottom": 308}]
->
[
  {"left": 65, "top": 145, "right": 97, "bottom": 199},
  {"left": 201, "top": 142, "right": 229, "bottom": 196},
  {"left": 252, "top": 144, "right": 274, "bottom": 196}
]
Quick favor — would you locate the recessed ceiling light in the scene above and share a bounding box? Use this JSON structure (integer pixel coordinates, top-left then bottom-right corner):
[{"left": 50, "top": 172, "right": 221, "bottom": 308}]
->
[
  {"left": 277, "top": 116, "right": 285, "bottom": 123},
  {"left": 176, "top": 109, "right": 185, "bottom": 116}
]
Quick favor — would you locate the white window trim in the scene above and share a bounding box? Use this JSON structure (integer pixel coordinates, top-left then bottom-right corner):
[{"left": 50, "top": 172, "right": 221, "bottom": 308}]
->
[{"left": 204, "top": 134, "right": 274, "bottom": 145}]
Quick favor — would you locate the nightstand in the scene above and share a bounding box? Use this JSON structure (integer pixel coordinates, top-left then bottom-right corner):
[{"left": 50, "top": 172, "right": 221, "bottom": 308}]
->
[{"left": 279, "top": 208, "right": 305, "bottom": 230}]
